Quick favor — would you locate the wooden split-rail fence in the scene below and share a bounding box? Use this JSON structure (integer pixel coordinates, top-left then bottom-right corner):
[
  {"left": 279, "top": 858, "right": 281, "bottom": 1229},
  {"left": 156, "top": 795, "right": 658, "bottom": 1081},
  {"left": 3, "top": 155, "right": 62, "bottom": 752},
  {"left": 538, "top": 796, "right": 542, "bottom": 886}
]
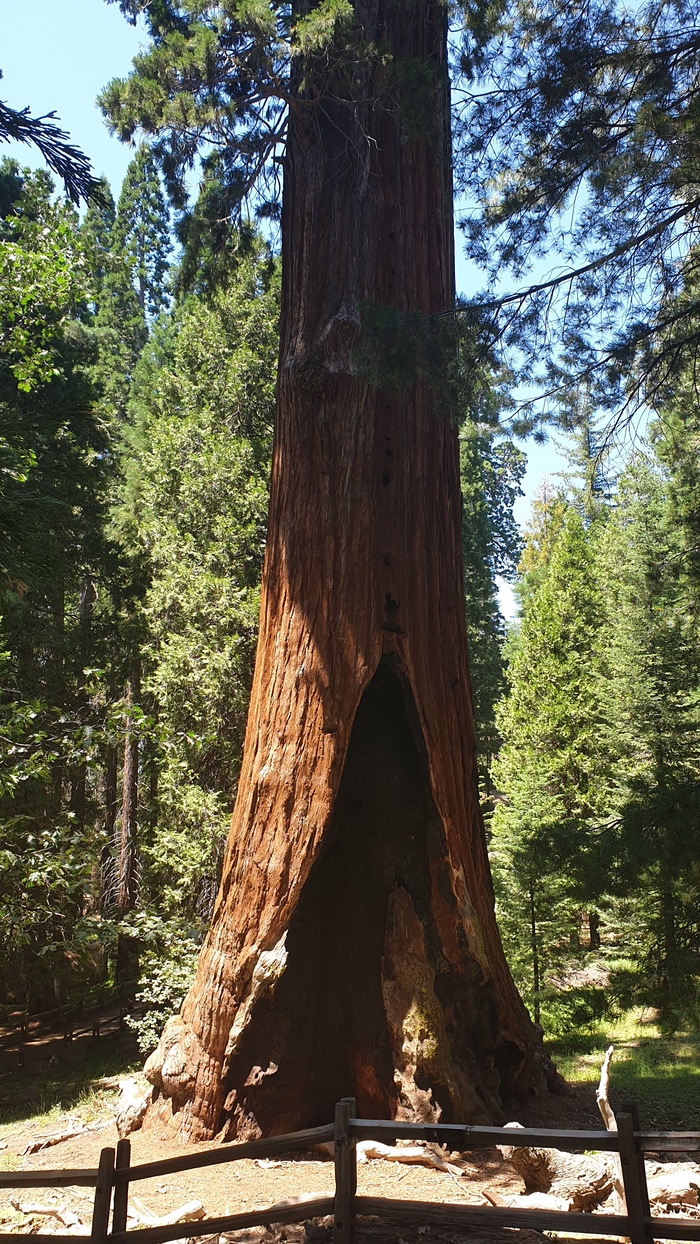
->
[
  {"left": 3, "top": 1098, "right": 700, "bottom": 1244},
  {"left": 0, "top": 982, "right": 138, "bottom": 1057}
]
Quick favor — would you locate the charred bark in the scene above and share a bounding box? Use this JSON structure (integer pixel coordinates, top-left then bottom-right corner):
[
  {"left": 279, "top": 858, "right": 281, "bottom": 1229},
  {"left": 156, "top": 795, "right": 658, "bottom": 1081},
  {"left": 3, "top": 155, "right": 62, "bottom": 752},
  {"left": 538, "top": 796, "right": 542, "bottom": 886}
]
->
[{"left": 144, "top": 0, "right": 548, "bottom": 1138}]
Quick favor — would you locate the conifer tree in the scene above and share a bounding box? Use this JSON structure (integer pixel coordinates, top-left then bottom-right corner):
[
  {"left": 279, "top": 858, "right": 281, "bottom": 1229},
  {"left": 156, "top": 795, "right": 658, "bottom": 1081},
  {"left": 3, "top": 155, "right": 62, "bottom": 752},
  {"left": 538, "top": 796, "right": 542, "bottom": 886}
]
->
[
  {"left": 598, "top": 454, "right": 700, "bottom": 1021},
  {"left": 492, "top": 508, "right": 608, "bottom": 1024},
  {"left": 89, "top": 147, "right": 170, "bottom": 420},
  {"left": 87, "top": 148, "right": 171, "bottom": 977},
  {"left": 515, "top": 480, "right": 568, "bottom": 612},
  {"left": 457, "top": 0, "right": 700, "bottom": 421},
  {"left": 114, "top": 145, "right": 171, "bottom": 319},
  {"left": 460, "top": 418, "right": 524, "bottom": 792},
  {"left": 117, "top": 246, "right": 279, "bottom": 924}
]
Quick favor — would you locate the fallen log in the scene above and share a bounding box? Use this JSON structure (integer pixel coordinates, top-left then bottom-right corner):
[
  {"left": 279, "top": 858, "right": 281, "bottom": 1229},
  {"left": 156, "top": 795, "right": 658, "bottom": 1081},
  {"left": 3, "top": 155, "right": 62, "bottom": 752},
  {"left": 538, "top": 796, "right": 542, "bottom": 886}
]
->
[
  {"left": 128, "top": 1196, "right": 206, "bottom": 1227},
  {"left": 494, "top": 1046, "right": 626, "bottom": 1214},
  {"left": 496, "top": 1122, "right": 613, "bottom": 1210},
  {"left": 356, "top": 1141, "right": 462, "bottom": 1174},
  {"left": 647, "top": 1165, "right": 700, "bottom": 1208},
  {"left": 10, "top": 1199, "right": 82, "bottom": 1228},
  {"left": 23, "top": 1119, "right": 108, "bottom": 1155}
]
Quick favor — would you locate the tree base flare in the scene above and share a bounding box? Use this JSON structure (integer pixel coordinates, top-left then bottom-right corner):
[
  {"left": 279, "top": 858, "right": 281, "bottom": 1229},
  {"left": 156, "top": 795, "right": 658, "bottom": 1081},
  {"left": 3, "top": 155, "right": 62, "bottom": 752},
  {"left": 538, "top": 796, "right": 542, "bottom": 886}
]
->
[{"left": 144, "top": 660, "right": 556, "bottom": 1141}]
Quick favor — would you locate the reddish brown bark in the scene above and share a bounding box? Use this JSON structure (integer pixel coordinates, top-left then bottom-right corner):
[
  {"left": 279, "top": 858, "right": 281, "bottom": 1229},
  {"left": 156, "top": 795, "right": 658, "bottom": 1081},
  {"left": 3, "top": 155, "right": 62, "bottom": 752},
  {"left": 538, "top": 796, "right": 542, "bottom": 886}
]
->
[{"left": 144, "top": 0, "right": 550, "bottom": 1139}]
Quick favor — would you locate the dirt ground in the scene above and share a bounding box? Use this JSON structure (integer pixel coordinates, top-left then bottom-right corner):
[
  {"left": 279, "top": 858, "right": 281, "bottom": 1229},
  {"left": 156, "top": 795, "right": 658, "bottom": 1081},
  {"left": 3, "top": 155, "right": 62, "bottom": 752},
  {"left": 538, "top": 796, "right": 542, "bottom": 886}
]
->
[
  {"left": 0, "top": 1073, "right": 615, "bottom": 1243},
  {"left": 0, "top": 1105, "right": 526, "bottom": 1220}
]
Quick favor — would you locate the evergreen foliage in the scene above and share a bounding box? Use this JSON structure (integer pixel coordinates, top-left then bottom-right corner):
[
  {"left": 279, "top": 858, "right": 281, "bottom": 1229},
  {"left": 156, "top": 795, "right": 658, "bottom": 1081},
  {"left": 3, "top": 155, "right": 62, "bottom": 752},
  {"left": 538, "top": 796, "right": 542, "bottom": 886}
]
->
[
  {"left": 492, "top": 506, "right": 609, "bottom": 1024},
  {"left": 456, "top": 0, "right": 700, "bottom": 424},
  {"left": 118, "top": 247, "right": 279, "bottom": 921},
  {"left": 0, "top": 162, "right": 91, "bottom": 395},
  {"left": 598, "top": 454, "right": 700, "bottom": 1024},
  {"left": 494, "top": 400, "right": 700, "bottom": 1033},
  {"left": 460, "top": 414, "right": 524, "bottom": 789},
  {"left": 0, "top": 164, "right": 116, "bottom": 1006},
  {"left": 113, "top": 146, "right": 171, "bottom": 320},
  {"left": 6, "top": 0, "right": 700, "bottom": 1043},
  {"left": 0, "top": 73, "right": 102, "bottom": 204}
]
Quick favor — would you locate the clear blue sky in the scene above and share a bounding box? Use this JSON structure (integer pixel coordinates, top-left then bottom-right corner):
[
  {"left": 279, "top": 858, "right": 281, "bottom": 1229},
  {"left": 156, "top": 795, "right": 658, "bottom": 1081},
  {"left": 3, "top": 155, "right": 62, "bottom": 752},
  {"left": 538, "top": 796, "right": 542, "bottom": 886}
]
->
[
  {"left": 1, "top": 0, "right": 144, "bottom": 192},
  {"left": 1, "top": 0, "right": 566, "bottom": 614}
]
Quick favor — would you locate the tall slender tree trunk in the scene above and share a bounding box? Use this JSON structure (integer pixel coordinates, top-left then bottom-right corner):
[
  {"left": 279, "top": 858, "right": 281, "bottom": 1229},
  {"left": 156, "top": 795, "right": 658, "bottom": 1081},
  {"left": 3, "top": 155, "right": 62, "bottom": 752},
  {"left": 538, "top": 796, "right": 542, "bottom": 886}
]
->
[
  {"left": 529, "top": 884, "right": 541, "bottom": 1025},
  {"left": 145, "top": 0, "right": 548, "bottom": 1140},
  {"left": 115, "top": 669, "right": 140, "bottom": 983},
  {"left": 660, "top": 872, "right": 677, "bottom": 996},
  {"left": 69, "top": 576, "right": 97, "bottom": 830},
  {"left": 104, "top": 745, "right": 119, "bottom": 866}
]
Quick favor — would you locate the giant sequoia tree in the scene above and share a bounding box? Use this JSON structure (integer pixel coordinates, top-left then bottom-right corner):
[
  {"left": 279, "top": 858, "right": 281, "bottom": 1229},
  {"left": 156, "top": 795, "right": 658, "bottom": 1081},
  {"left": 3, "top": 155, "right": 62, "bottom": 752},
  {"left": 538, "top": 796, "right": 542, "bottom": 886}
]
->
[{"left": 103, "top": 0, "right": 548, "bottom": 1140}]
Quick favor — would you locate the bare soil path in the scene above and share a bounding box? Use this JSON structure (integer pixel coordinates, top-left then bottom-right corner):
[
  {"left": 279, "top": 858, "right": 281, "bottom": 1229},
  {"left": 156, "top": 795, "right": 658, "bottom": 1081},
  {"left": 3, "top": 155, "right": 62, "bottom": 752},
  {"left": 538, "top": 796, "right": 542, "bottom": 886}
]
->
[{"left": 0, "top": 1033, "right": 611, "bottom": 1244}]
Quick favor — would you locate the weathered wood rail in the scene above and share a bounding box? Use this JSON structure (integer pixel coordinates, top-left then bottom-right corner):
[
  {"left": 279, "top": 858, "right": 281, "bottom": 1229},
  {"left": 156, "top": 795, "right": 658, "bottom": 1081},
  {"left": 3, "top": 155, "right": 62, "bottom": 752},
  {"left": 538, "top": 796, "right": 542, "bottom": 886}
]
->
[
  {"left": 0, "top": 982, "right": 137, "bottom": 1056},
  {"left": 1, "top": 1098, "right": 699, "bottom": 1244}
]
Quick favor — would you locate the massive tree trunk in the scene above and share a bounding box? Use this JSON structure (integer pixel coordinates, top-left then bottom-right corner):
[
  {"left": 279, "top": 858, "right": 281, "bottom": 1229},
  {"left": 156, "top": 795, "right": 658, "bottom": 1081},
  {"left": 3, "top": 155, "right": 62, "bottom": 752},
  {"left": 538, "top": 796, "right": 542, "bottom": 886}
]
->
[{"left": 144, "top": 0, "right": 548, "bottom": 1140}]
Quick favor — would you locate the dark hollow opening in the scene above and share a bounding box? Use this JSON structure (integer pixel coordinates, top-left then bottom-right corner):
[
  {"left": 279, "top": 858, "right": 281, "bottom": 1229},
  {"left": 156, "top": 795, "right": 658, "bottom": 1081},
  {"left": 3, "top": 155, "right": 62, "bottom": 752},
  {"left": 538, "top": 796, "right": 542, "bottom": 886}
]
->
[{"left": 220, "top": 655, "right": 512, "bottom": 1136}]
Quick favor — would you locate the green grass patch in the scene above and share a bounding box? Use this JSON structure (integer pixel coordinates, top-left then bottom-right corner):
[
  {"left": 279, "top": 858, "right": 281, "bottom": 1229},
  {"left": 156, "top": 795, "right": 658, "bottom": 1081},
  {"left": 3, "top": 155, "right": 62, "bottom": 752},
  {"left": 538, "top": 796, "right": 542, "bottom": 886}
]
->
[
  {"left": 0, "top": 1033, "right": 142, "bottom": 1129},
  {"left": 548, "top": 1009, "right": 700, "bottom": 1129}
]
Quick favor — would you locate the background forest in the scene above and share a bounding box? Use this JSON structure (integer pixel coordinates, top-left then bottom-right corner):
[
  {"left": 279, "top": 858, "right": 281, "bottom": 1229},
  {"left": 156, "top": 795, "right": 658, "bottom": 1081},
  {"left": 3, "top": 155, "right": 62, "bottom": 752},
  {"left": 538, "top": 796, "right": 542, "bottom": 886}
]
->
[{"left": 2, "top": 0, "right": 700, "bottom": 1069}]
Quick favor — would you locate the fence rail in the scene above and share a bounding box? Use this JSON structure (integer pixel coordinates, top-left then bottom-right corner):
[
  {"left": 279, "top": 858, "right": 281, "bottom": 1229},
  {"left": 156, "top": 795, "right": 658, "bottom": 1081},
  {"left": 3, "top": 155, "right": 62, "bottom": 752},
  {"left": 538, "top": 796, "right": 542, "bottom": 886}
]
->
[
  {"left": 2, "top": 1098, "right": 700, "bottom": 1244},
  {"left": 0, "top": 982, "right": 138, "bottom": 1053}
]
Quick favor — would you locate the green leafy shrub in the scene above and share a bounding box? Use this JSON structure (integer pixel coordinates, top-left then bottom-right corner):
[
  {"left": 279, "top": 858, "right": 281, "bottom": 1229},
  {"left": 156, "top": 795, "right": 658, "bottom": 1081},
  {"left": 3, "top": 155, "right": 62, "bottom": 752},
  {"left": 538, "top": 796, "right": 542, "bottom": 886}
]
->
[
  {"left": 539, "top": 985, "right": 608, "bottom": 1040},
  {"left": 125, "top": 918, "right": 200, "bottom": 1055}
]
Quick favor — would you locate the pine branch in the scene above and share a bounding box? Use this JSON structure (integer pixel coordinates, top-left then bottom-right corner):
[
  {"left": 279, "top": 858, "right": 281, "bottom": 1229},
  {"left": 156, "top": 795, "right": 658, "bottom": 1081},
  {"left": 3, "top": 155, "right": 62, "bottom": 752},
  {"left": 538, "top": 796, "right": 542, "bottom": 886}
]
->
[{"left": 0, "top": 100, "right": 105, "bottom": 205}]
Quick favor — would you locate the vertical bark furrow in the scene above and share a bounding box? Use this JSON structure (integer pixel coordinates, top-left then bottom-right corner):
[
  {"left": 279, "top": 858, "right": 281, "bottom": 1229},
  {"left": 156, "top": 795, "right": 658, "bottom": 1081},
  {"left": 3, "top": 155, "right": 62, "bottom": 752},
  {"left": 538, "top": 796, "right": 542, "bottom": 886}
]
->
[{"left": 143, "top": 0, "right": 545, "bottom": 1140}]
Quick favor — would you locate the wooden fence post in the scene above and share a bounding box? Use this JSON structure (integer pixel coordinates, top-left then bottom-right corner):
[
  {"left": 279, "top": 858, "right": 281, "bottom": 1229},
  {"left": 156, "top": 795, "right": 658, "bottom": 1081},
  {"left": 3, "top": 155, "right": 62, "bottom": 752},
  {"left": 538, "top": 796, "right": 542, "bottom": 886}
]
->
[
  {"left": 112, "top": 1138, "right": 131, "bottom": 1238},
  {"left": 333, "top": 1097, "right": 357, "bottom": 1244},
  {"left": 91, "top": 1146, "right": 115, "bottom": 1244},
  {"left": 621, "top": 1101, "right": 653, "bottom": 1243},
  {"left": 617, "top": 1110, "right": 650, "bottom": 1244}
]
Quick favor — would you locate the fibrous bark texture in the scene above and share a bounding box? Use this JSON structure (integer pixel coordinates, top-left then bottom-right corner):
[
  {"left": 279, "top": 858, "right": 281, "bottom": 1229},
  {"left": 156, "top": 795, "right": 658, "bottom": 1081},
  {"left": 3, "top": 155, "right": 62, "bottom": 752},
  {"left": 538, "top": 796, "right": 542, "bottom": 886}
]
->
[
  {"left": 497, "top": 1136, "right": 614, "bottom": 1211},
  {"left": 144, "top": 0, "right": 548, "bottom": 1139}
]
